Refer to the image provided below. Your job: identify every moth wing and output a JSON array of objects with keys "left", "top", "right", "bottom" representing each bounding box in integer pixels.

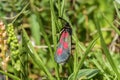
[{"left": 54, "top": 31, "right": 71, "bottom": 63}]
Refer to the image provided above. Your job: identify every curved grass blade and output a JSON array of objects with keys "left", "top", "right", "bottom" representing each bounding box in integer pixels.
[
  {"left": 68, "top": 69, "right": 100, "bottom": 80},
  {"left": 0, "top": 70, "right": 20, "bottom": 80},
  {"left": 72, "top": 36, "right": 99, "bottom": 80}
]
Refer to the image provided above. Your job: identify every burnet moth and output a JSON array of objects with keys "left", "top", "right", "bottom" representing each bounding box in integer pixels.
[{"left": 54, "top": 17, "right": 72, "bottom": 63}]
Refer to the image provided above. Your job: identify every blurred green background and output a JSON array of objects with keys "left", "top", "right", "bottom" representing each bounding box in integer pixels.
[{"left": 0, "top": 0, "right": 120, "bottom": 80}]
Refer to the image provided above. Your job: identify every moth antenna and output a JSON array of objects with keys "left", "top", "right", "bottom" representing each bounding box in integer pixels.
[
  {"left": 58, "top": 17, "right": 70, "bottom": 27},
  {"left": 58, "top": 17, "right": 68, "bottom": 22}
]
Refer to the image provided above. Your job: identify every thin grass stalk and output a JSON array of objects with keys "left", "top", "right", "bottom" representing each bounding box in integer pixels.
[{"left": 50, "top": 0, "right": 60, "bottom": 79}]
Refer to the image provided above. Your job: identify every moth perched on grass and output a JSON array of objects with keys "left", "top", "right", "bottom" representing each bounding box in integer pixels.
[{"left": 54, "top": 18, "right": 72, "bottom": 63}]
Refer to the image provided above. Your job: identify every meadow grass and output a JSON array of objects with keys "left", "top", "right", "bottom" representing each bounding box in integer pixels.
[{"left": 0, "top": 0, "right": 120, "bottom": 80}]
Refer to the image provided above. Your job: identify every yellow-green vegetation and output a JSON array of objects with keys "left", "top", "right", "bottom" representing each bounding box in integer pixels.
[{"left": 0, "top": 0, "right": 120, "bottom": 80}]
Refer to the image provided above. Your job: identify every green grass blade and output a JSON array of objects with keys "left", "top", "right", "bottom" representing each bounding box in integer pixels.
[
  {"left": 72, "top": 36, "right": 99, "bottom": 80},
  {"left": 0, "top": 70, "right": 20, "bottom": 80},
  {"left": 95, "top": 16, "right": 120, "bottom": 80},
  {"left": 38, "top": 17, "right": 59, "bottom": 80},
  {"left": 92, "top": 58, "right": 111, "bottom": 80},
  {"left": 50, "top": 0, "right": 57, "bottom": 48},
  {"left": 114, "top": 1, "right": 120, "bottom": 19},
  {"left": 102, "top": 13, "right": 120, "bottom": 35},
  {"left": 29, "top": 14, "right": 40, "bottom": 45},
  {"left": 69, "top": 69, "right": 100, "bottom": 80},
  {"left": 60, "top": 0, "right": 65, "bottom": 17},
  {"left": 22, "top": 28, "right": 54, "bottom": 80}
]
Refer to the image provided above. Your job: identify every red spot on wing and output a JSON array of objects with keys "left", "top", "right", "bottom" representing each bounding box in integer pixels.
[
  {"left": 63, "top": 42, "right": 68, "bottom": 49},
  {"left": 60, "top": 31, "right": 69, "bottom": 43},
  {"left": 56, "top": 30, "right": 70, "bottom": 56},
  {"left": 57, "top": 48, "right": 63, "bottom": 56},
  {"left": 61, "top": 31, "right": 69, "bottom": 38},
  {"left": 60, "top": 37, "right": 63, "bottom": 43}
]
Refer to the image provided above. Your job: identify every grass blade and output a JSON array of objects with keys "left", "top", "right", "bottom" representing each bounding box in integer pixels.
[
  {"left": 69, "top": 69, "right": 100, "bottom": 80},
  {"left": 29, "top": 14, "right": 40, "bottom": 45},
  {"left": 72, "top": 36, "right": 99, "bottom": 80},
  {"left": 94, "top": 16, "right": 120, "bottom": 80},
  {"left": 22, "top": 28, "right": 54, "bottom": 80},
  {"left": 102, "top": 13, "right": 120, "bottom": 35},
  {"left": 0, "top": 70, "right": 20, "bottom": 80}
]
